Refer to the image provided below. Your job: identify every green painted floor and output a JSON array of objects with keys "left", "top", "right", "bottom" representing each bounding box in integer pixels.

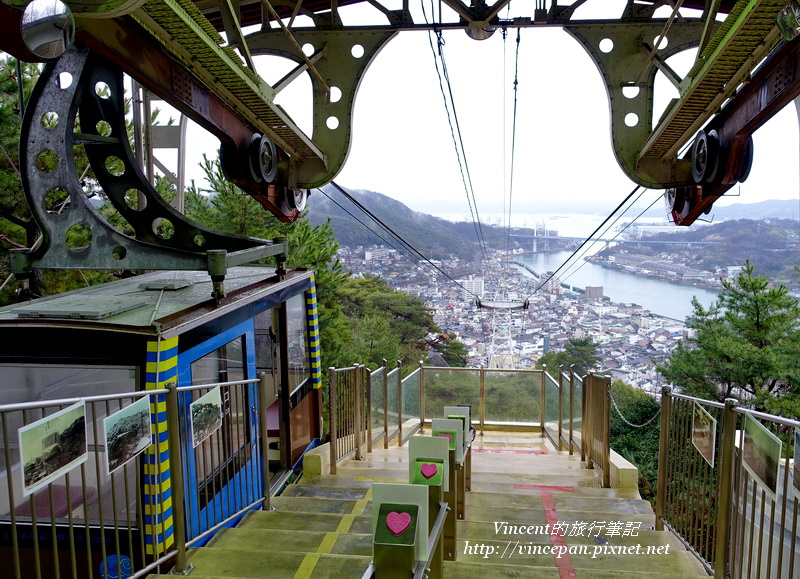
[{"left": 148, "top": 432, "right": 709, "bottom": 578}]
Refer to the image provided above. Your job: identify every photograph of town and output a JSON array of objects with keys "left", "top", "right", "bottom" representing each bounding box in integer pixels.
[
  {"left": 742, "top": 414, "right": 782, "bottom": 498},
  {"left": 19, "top": 401, "right": 87, "bottom": 496},
  {"left": 190, "top": 387, "right": 223, "bottom": 448},
  {"left": 103, "top": 396, "right": 152, "bottom": 475},
  {"left": 692, "top": 402, "right": 717, "bottom": 467}
]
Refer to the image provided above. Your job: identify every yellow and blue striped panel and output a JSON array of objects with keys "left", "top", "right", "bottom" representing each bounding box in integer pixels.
[
  {"left": 305, "top": 275, "right": 322, "bottom": 389},
  {"left": 143, "top": 336, "right": 178, "bottom": 555}
]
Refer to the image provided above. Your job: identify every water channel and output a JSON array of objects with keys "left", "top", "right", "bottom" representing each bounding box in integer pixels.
[{"left": 514, "top": 251, "right": 720, "bottom": 322}]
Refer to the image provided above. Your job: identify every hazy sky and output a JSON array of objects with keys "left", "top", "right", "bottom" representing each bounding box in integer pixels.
[{"left": 181, "top": 1, "right": 800, "bottom": 225}]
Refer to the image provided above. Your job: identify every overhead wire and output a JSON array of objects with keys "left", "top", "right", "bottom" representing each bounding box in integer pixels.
[
  {"left": 555, "top": 187, "right": 650, "bottom": 283},
  {"left": 422, "top": 0, "right": 489, "bottom": 262},
  {"left": 504, "top": 27, "right": 522, "bottom": 268},
  {"left": 558, "top": 191, "right": 667, "bottom": 287},
  {"left": 324, "top": 182, "right": 483, "bottom": 299},
  {"left": 523, "top": 184, "right": 642, "bottom": 300}
]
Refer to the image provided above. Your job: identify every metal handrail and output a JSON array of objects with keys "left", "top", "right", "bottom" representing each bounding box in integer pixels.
[
  {"left": 0, "top": 388, "right": 170, "bottom": 411},
  {"left": 657, "top": 389, "right": 799, "bottom": 578},
  {"left": 413, "top": 501, "right": 449, "bottom": 579}
]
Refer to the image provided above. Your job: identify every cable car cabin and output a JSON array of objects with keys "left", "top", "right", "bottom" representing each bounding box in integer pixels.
[{"left": 0, "top": 266, "right": 322, "bottom": 578}]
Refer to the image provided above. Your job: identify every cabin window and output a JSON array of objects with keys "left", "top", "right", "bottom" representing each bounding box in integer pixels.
[
  {"left": 188, "top": 336, "right": 251, "bottom": 509},
  {"left": 286, "top": 294, "right": 309, "bottom": 394},
  {"left": 0, "top": 365, "right": 138, "bottom": 526}
]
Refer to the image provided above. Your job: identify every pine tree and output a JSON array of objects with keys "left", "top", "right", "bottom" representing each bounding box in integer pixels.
[{"left": 657, "top": 261, "right": 800, "bottom": 418}]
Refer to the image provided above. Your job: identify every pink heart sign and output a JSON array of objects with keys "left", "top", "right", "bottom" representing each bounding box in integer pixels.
[
  {"left": 420, "top": 463, "right": 438, "bottom": 479},
  {"left": 386, "top": 511, "right": 411, "bottom": 536},
  {"left": 438, "top": 433, "right": 452, "bottom": 443}
]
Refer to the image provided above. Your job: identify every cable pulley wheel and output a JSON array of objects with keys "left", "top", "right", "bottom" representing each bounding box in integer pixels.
[
  {"left": 248, "top": 134, "right": 278, "bottom": 183},
  {"left": 664, "top": 187, "right": 690, "bottom": 223},
  {"left": 690, "top": 129, "right": 720, "bottom": 184}
]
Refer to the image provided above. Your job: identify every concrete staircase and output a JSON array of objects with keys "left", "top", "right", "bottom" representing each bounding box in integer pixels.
[{"left": 148, "top": 432, "right": 709, "bottom": 578}]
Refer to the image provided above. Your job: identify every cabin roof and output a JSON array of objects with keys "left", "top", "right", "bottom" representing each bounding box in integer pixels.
[{"left": 0, "top": 267, "right": 313, "bottom": 338}]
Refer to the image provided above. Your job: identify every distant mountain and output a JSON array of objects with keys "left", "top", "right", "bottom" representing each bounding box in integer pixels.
[
  {"left": 707, "top": 199, "right": 800, "bottom": 221},
  {"left": 638, "top": 197, "right": 800, "bottom": 220},
  {"left": 306, "top": 186, "right": 517, "bottom": 260}
]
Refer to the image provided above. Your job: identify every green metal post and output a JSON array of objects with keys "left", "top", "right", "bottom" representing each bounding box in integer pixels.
[
  {"left": 165, "top": 383, "right": 192, "bottom": 575},
  {"left": 443, "top": 449, "right": 457, "bottom": 561},
  {"left": 714, "top": 398, "right": 739, "bottom": 579},
  {"left": 655, "top": 387, "right": 672, "bottom": 531}
]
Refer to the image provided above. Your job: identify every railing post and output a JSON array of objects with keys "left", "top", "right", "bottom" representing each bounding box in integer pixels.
[
  {"left": 257, "top": 372, "right": 272, "bottom": 511},
  {"left": 328, "top": 368, "right": 337, "bottom": 475},
  {"left": 557, "top": 366, "right": 564, "bottom": 451},
  {"left": 382, "top": 359, "right": 389, "bottom": 450},
  {"left": 478, "top": 365, "right": 485, "bottom": 436},
  {"left": 568, "top": 367, "right": 575, "bottom": 456},
  {"left": 397, "top": 361, "right": 403, "bottom": 447},
  {"left": 713, "top": 398, "right": 739, "bottom": 579},
  {"left": 540, "top": 366, "right": 546, "bottom": 438},
  {"left": 584, "top": 374, "right": 592, "bottom": 468},
  {"left": 354, "top": 365, "right": 363, "bottom": 460},
  {"left": 601, "top": 375, "right": 610, "bottom": 488},
  {"left": 165, "top": 382, "right": 192, "bottom": 575},
  {"left": 655, "top": 386, "right": 672, "bottom": 531},
  {"left": 366, "top": 365, "right": 373, "bottom": 454},
  {"left": 419, "top": 360, "right": 425, "bottom": 433}
]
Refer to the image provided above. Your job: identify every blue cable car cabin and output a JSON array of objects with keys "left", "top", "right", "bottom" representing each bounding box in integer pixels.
[{"left": 0, "top": 266, "right": 322, "bottom": 577}]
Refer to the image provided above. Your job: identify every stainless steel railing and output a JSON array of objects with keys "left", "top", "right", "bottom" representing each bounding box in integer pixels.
[
  {"left": 0, "top": 373, "right": 275, "bottom": 579},
  {"left": 655, "top": 389, "right": 799, "bottom": 579},
  {"left": 328, "top": 364, "right": 599, "bottom": 480}
]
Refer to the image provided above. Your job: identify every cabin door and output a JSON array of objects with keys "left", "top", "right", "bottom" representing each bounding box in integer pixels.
[{"left": 178, "top": 320, "right": 262, "bottom": 540}]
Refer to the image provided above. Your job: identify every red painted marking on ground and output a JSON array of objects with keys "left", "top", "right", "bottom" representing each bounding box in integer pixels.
[
  {"left": 514, "top": 484, "right": 575, "bottom": 492},
  {"left": 473, "top": 449, "right": 548, "bottom": 455},
  {"left": 540, "top": 490, "right": 577, "bottom": 579}
]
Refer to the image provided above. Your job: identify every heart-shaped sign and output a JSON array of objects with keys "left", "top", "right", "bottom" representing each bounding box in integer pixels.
[
  {"left": 420, "top": 463, "right": 438, "bottom": 479},
  {"left": 386, "top": 511, "right": 411, "bottom": 536},
  {"left": 438, "top": 433, "right": 452, "bottom": 443}
]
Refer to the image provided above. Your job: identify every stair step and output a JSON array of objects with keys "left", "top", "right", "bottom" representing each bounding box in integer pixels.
[
  {"left": 463, "top": 494, "right": 655, "bottom": 525},
  {"left": 241, "top": 509, "right": 373, "bottom": 534},
  {"left": 181, "top": 547, "right": 370, "bottom": 578},
  {"left": 465, "top": 490, "right": 653, "bottom": 515},
  {"left": 279, "top": 483, "right": 369, "bottom": 501},
  {"left": 464, "top": 481, "right": 642, "bottom": 500},
  {"left": 208, "top": 527, "right": 373, "bottom": 556},
  {"left": 271, "top": 495, "right": 371, "bottom": 515}
]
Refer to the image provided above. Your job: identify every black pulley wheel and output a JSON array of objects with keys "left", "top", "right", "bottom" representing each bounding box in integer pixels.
[
  {"left": 691, "top": 129, "right": 720, "bottom": 184},
  {"left": 248, "top": 134, "right": 278, "bottom": 183}
]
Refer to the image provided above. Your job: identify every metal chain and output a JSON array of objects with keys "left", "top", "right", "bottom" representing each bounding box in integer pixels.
[{"left": 607, "top": 385, "right": 662, "bottom": 428}]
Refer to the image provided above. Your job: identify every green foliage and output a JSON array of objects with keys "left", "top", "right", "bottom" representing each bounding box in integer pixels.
[
  {"left": 430, "top": 333, "right": 469, "bottom": 367},
  {"left": 337, "top": 275, "right": 449, "bottom": 371},
  {"left": 423, "top": 370, "right": 541, "bottom": 422},
  {"left": 535, "top": 337, "right": 601, "bottom": 376},
  {"left": 186, "top": 156, "right": 351, "bottom": 370},
  {"left": 657, "top": 261, "right": 800, "bottom": 418},
  {"left": 608, "top": 379, "right": 661, "bottom": 502}
]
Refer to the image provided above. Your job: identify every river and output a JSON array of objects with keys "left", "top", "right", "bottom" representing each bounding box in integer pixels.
[{"left": 513, "top": 251, "right": 720, "bottom": 322}]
